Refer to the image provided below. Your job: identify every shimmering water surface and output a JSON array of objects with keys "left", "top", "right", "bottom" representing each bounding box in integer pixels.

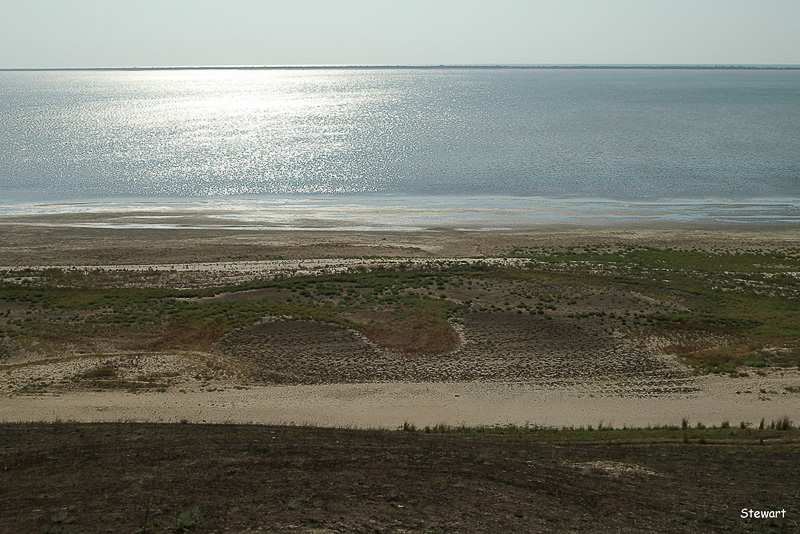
[{"left": 1, "top": 68, "right": 798, "bottom": 227}]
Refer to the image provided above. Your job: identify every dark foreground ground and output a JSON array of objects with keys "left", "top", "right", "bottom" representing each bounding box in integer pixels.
[{"left": 0, "top": 424, "right": 797, "bottom": 533}]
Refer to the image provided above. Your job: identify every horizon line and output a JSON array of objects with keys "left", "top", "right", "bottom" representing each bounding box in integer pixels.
[{"left": 2, "top": 63, "right": 800, "bottom": 72}]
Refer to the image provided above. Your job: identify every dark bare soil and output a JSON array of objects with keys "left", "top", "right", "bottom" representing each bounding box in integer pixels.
[
  {"left": 1, "top": 423, "right": 796, "bottom": 533},
  {"left": 215, "top": 312, "right": 696, "bottom": 394}
]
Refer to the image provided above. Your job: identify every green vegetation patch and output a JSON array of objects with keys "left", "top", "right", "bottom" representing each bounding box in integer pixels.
[
  {"left": 0, "top": 267, "right": 462, "bottom": 357},
  {"left": 2, "top": 248, "right": 799, "bottom": 370},
  {"left": 510, "top": 247, "right": 800, "bottom": 373}
]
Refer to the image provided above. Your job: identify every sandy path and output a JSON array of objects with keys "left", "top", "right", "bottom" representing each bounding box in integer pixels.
[{"left": 2, "top": 371, "right": 798, "bottom": 429}]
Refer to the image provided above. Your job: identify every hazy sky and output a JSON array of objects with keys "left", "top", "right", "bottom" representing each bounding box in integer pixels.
[{"left": 2, "top": 0, "right": 799, "bottom": 68}]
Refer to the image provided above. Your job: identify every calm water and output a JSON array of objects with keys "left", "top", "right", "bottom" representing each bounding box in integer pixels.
[{"left": 1, "top": 68, "right": 798, "bottom": 226}]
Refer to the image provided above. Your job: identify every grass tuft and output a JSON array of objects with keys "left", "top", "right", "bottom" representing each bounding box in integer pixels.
[{"left": 173, "top": 506, "right": 201, "bottom": 532}]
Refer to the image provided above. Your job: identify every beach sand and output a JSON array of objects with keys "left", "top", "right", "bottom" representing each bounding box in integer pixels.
[{"left": 1, "top": 370, "right": 799, "bottom": 430}]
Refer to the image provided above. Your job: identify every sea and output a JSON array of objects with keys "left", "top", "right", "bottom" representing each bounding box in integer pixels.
[{"left": 1, "top": 67, "right": 798, "bottom": 230}]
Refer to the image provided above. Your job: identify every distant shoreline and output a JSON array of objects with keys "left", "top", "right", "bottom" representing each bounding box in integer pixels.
[{"left": 2, "top": 64, "right": 800, "bottom": 72}]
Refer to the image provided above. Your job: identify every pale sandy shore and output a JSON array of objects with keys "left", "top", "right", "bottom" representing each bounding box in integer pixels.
[{"left": 2, "top": 370, "right": 799, "bottom": 429}]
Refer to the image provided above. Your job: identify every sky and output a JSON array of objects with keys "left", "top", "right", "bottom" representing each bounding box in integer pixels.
[{"left": 1, "top": 0, "right": 799, "bottom": 68}]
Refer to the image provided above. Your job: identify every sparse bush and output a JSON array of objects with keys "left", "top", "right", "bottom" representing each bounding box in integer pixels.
[
  {"left": 173, "top": 506, "right": 201, "bottom": 532},
  {"left": 81, "top": 366, "right": 116, "bottom": 379}
]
